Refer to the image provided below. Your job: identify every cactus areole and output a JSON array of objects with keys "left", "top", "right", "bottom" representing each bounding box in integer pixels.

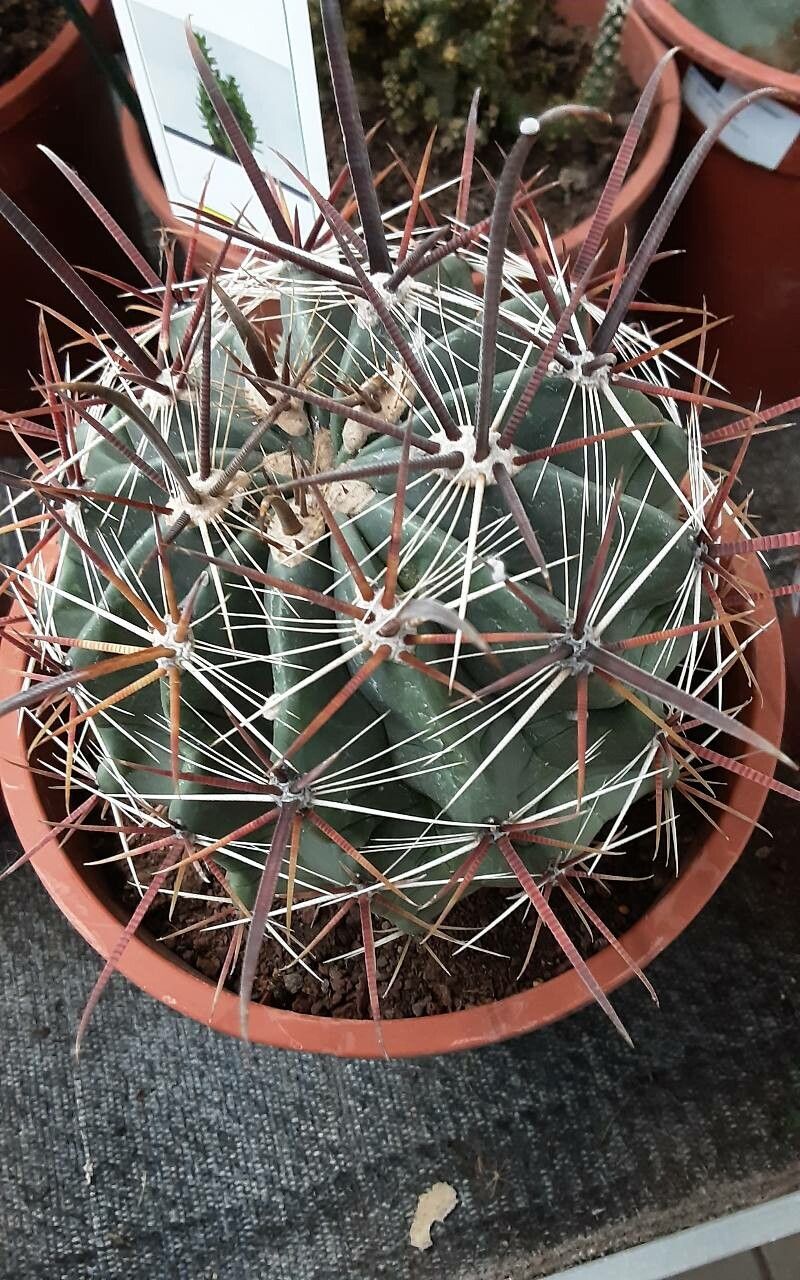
[{"left": 0, "top": 2, "right": 795, "bottom": 1051}]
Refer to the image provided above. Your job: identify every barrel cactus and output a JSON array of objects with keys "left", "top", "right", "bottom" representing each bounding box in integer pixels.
[{"left": 0, "top": 2, "right": 794, "bottom": 1048}]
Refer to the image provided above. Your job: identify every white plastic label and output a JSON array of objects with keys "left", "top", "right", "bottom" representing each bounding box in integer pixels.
[
  {"left": 682, "top": 64, "right": 800, "bottom": 171},
  {"left": 111, "top": 0, "right": 328, "bottom": 238}
]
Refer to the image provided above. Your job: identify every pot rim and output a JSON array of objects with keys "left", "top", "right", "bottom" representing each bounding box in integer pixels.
[
  {"left": 119, "top": 3, "right": 680, "bottom": 271},
  {"left": 0, "top": 547, "right": 783, "bottom": 1058},
  {"left": 635, "top": 0, "right": 800, "bottom": 104},
  {"left": 0, "top": 0, "right": 105, "bottom": 133}
]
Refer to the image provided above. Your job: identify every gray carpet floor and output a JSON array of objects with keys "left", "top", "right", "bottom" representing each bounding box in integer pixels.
[{"left": 2, "top": 785, "right": 799, "bottom": 1280}]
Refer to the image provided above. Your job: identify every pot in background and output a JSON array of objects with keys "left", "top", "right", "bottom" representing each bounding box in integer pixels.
[
  {"left": 0, "top": 0, "right": 141, "bottom": 418},
  {"left": 120, "top": 0, "right": 679, "bottom": 275},
  {"left": 635, "top": 0, "right": 800, "bottom": 406}
]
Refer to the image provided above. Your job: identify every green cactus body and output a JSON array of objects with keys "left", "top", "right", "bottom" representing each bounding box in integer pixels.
[
  {"left": 578, "top": 0, "right": 632, "bottom": 111},
  {"left": 45, "top": 255, "right": 697, "bottom": 930}
]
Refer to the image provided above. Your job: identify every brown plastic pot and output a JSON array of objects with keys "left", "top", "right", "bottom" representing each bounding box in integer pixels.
[
  {"left": 0, "top": 0, "right": 140, "bottom": 417},
  {"left": 0, "top": 547, "right": 783, "bottom": 1058},
  {"left": 119, "top": 0, "right": 679, "bottom": 274},
  {"left": 635, "top": 0, "right": 800, "bottom": 405}
]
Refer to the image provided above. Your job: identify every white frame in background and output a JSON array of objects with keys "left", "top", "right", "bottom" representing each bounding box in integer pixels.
[
  {"left": 111, "top": 0, "right": 328, "bottom": 240},
  {"left": 546, "top": 1191, "right": 800, "bottom": 1280}
]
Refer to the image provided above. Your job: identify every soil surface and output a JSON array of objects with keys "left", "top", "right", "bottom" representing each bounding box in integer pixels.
[
  {"left": 0, "top": 0, "right": 66, "bottom": 85},
  {"left": 113, "top": 799, "right": 707, "bottom": 1021},
  {"left": 315, "top": 10, "right": 647, "bottom": 236}
]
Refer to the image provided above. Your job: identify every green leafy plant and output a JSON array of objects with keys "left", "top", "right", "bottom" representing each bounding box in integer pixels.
[
  {"left": 194, "top": 29, "right": 258, "bottom": 160},
  {"left": 0, "top": 3, "right": 797, "bottom": 1052}
]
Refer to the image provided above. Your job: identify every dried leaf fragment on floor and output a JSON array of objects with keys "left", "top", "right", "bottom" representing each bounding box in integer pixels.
[{"left": 409, "top": 1182, "right": 458, "bottom": 1251}]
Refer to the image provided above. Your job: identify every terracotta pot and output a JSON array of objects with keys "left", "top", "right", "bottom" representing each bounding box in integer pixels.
[
  {"left": 635, "top": 0, "right": 800, "bottom": 405},
  {"left": 0, "top": 548, "right": 783, "bottom": 1058},
  {"left": 0, "top": 0, "right": 141, "bottom": 417},
  {"left": 780, "top": 610, "right": 800, "bottom": 760},
  {"left": 119, "top": 0, "right": 679, "bottom": 274}
]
